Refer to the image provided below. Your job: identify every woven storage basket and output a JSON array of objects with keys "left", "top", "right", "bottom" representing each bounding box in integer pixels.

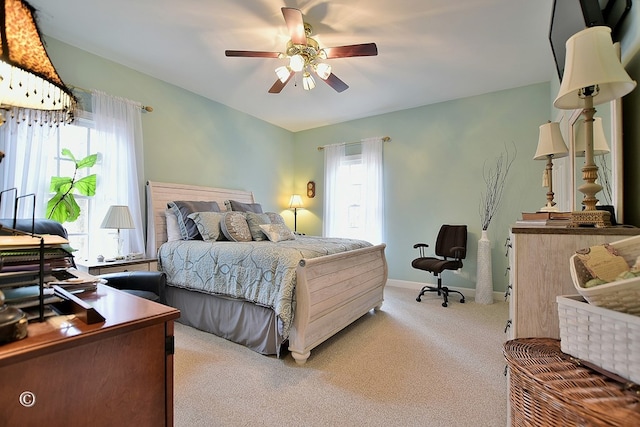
[
  {"left": 504, "top": 338, "right": 640, "bottom": 427},
  {"left": 569, "top": 234, "right": 640, "bottom": 315},
  {"left": 557, "top": 295, "right": 640, "bottom": 384}
]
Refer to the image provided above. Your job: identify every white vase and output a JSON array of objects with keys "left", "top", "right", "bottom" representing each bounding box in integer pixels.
[{"left": 476, "top": 229, "right": 494, "bottom": 304}]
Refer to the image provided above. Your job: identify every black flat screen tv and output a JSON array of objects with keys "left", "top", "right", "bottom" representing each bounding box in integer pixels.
[
  {"left": 549, "top": 0, "right": 632, "bottom": 81},
  {"left": 549, "top": 0, "right": 606, "bottom": 81}
]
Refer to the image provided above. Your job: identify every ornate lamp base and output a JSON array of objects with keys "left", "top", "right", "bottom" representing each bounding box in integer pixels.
[{"left": 569, "top": 209, "right": 611, "bottom": 228}]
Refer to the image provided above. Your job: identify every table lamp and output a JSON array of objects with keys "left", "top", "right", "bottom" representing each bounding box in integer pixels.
[
  {"left": 101, "top": 205, "right": 135, "bottom": 258},
  {"left": 534, "top": 122, "right": 568, "bottom": 212},
  {"left": 289, "top": 194, "right": 304, "bottom": 233},
  {"left": 574, "top": 117, "right": 610, "bottom": 157},
  {"left": 553, "top": 26, "right": 636, "bottom": 227}
]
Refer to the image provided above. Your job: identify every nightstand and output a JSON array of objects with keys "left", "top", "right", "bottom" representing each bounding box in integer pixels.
[{"left": 75, "top": 257, "right": 158, "bottom": 275}]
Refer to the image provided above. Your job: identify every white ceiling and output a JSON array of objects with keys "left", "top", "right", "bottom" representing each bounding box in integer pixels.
[{"left": 28, "top": 0, "right": 556, "bottom": 132}]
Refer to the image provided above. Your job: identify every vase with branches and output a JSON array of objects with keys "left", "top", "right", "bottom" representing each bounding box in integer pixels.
[
  {"left": 479, "top": 143, "right": 517, "bottom": 231},
  {"left": 476, "top": 143, "right": 516, "bottom": 304}
]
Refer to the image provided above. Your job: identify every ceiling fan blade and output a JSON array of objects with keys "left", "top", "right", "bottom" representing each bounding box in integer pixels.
[
  {"left": 282, "top": 7, "right": 306, "bottom": 45},
  {"left": 225, "top": 50, "right": 281, "bottom": 58},
  {"left": 323, "top": 43, "right": 378, "bottom": 59},
  {"left": 322, "top": 73, "right": 349, "bottom": 93},
  {"left": 268, "top": 71, "right": 295, "bottom": 94}
]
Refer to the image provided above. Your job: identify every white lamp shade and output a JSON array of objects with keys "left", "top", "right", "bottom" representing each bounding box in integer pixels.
[
  {"left": 315, "top": 62, "right": 332, "bottom": 80},
  {"left": 100, "top": 205, "right": 135, "bottom": 229},
  {"left": 289, "top": 194, "right": 304, "bottom": 209},
  {"left": 302, "top": 73, "right": 315, "bottom": 90},
  {"left": 275, "top": 66, "right": 291, "bottom": 83},
  {"left": 534, "top": 122, "right": 569, "bottom": 160},
  {"left": 554, "top": 26, "right": 636, "bottom": 110},
  {"left": 574, "top": 117, "right": 610, "bottom": 156},
  {"left": 289, "top": 54, "right": 305, "bottom": 72}
]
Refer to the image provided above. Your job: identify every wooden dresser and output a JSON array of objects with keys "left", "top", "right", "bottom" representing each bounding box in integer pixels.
[
  {"left": 0, "top": 284, "right": 180, "bottom": 426},
  {"left": 506, "top": 226, "right": 640, "bottom": 340}
]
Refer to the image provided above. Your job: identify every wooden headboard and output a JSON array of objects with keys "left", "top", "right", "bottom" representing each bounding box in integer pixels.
[{"left": 145, "top": 181, "right": 255, "bottom": 255}]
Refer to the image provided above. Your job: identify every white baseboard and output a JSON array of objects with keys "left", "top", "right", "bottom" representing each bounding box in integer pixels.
[{"left": 386, "top": 278, "right": 503, "bottom": 303}]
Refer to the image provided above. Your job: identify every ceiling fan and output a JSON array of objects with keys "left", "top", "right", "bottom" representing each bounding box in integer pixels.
[{"left": 225, "top": 7, "right": 378, "bottom": 94}]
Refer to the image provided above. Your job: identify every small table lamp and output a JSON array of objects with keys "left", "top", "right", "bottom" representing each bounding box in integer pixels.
[
  {"left": 553, "top": 26, "right": 636, "bottom": 227},
  {"left": 534, "top": 122, "right": 568, "bottom": 212},
  {"left": 101, "top": 205, "right": 135, "bottom": 258},
  {"left": 574, "top": 117, "right": 610, "bottom": 157},
  {"left": 289, "top": 194, "right": 304, "bottom": 233}
]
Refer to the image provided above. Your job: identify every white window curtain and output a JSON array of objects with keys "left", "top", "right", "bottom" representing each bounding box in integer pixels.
[
  {"left": 322, "top": 143, "right": 346, "bottom": 238},
  {"left": 90, "top": 90, "right": 145, "bottom": 258},
  {"left": 323, "top": 137, "right": 384, "bottom": 244},
  {"left": 361, "top": 137, "right": 384, "bottom": 244},
  {"left": 0, "top": 113, "right": 56, "bottom": 218}
]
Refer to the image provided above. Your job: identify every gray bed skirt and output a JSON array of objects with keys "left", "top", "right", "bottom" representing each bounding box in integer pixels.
[{"left": 166, "top": 286, "right": 285, "bottom": 356}]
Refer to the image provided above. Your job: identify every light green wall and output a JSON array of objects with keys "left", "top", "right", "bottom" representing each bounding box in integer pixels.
[
  {"left": 44, "top": 38, "right": 295, "bottom": 215},
  {"left": 293, "top": 83, "right": 551, "bottom": 290},
  {"left": 44, "top": 37, "right": 553, "bottom": 293}
]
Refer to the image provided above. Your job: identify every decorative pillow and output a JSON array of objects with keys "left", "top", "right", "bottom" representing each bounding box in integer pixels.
[
  {"left": 220, "top": 212, "right": 252, "bottom": 242},
  {"left": 265, "top": 212, "right": 286, "bottom": 225},
  {"left": 187, "top": 211, "right": 226, "bottom": 241},
  {"left": 245, "top": 212, "right": 271, "bottom": 241},
  {"left": 165, "top": 209, "right": 181, "bottom": 242},
  {"left": 224, "top": 199, "right": 263, "bottom": 213},
  {"left": 259, "top": 223, "right": 296, "bottom": 242},
  {"left": 168, "top": 201, "right": 221, "bottom": 240}
]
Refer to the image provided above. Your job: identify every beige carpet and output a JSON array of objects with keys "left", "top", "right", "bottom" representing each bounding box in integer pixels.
[{"left": 173, "top": 286, "right": 509, "bottom": 426}]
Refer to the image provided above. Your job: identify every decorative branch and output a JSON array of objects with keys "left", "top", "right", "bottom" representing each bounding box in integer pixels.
[
  {"left": 479, "top": 142, "right": 517, "bottom": 231},
  {"left": 595, "top": 155, "right": 612, "bottom": 206}
]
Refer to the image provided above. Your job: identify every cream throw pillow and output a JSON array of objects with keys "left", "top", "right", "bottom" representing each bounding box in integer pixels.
[
  {"left": 165, "top": 209, "right": 181, "bottom": 241},
  {"left": 187, "top": 211, "right": 226, "bottom": 241},
  {"left": 220, "top": 212, "right": 252, "bottom": 242},
  {"left": 259, "top": 223, "right": 295, "bottom": 242}
]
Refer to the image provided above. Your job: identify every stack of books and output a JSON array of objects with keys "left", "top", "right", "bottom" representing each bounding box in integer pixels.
[{"left": 515, "top": 211, "right": 572, "bottom": 227}]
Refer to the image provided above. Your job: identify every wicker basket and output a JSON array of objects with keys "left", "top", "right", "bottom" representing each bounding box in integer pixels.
[
  {"left": 569, "top": 235, "right": 640, "bottom": 315},
  {"left": 504, "top": 338, "right": 640, "bottom": 426},
  {"left": 557, "top": 295, "right": 640, "bottom": 385}
]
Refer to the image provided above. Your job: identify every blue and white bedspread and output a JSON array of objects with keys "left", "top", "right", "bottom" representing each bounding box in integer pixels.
[{"left": 157, "top": 235, "right": 371, "bottom": 338}]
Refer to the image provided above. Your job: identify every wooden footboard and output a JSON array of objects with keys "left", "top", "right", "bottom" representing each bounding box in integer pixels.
[{"left": 289, "top": 243, "right": 388, "bottom": 364}]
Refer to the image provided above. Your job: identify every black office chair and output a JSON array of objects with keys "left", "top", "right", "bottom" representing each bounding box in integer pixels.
[{"left": 412, "top": 224, "right": 467, "bottom": 307}]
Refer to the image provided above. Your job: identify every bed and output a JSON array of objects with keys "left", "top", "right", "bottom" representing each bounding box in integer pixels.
[{"left": 146, "top": 181, "right": 388, "bottom": 364}]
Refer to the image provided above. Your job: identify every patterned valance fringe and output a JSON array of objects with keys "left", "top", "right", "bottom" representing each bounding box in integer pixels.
[{"left": 1, "top": 105, "right": 75, "bottom": 127}]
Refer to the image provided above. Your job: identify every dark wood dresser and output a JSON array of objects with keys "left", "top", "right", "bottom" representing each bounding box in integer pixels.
[{"left": 0, "top": 284, "right": 180, "bottom": 426}]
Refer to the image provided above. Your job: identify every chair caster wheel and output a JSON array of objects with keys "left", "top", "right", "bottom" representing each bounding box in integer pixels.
[
  {"left": 416, "top": 297, "right": 422, "bottom": 302},
  {"left": 442, "top": 302, "right": 448, "bottom": 307},
  {"left": 460, "top": 298, "right": 465, "bottom": 303}
]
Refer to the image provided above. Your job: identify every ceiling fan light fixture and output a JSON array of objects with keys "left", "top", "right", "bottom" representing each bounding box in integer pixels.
[
  {"left": 302, "top": 72, "right": 315, "bottom": 90},
  {"left": 315, "top": 62, "right": 332, "bottom": 80},
  {"left": 289, "top": 54, "right": 305, "bottom": 72},
  {"left": 275, "top": 66, "right": 291, "bottom": 83}
]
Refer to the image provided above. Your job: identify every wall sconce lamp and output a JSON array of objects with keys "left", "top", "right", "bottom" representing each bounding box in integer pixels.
[
  {"left": 101, "top": 205, "right": 135, "bottom": 258},
  {"left": 534, "top": 121, "right": 568, "bottom": 212},
  {"left": 307, "top": 181, "right": 315, "bottom": 198},
  {"left": 554, "top": 26, "right": 636, "bottom": 227},
  {"left": 0, "top": 0, "right": 76, "bottom": 126},
  {"left": 289, "top": 194, "right": 304, "bottom": 233}
]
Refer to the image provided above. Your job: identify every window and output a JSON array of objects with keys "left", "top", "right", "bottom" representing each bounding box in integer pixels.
[
  {"left": 323, "top": 137, "right": 384, "bottom": 244},
  {"left": 46, "top": 117, "right": 102, "bottom": 260},
  {"left": 342, "top": 155, "right": 364, "bottom": 234},
  {"left": 2, "top": 91, "right": 147, "bottom": 260}
]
